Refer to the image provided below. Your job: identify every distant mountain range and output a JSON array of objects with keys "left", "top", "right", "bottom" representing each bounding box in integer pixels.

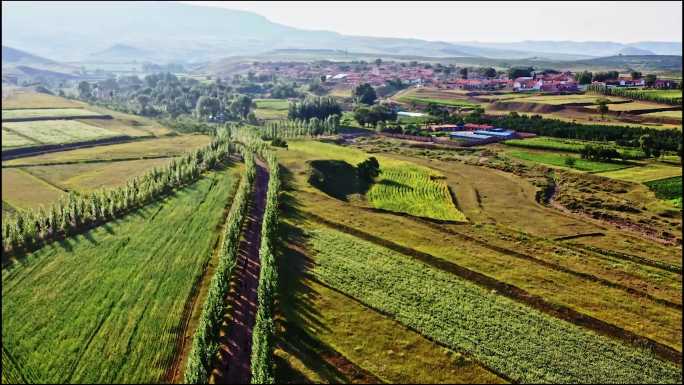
[{"left": 3, "top": 2, "right": 681, "bottom": 65}]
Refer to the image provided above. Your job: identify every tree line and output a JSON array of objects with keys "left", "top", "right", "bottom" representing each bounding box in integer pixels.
[
  {"left": 586, "top": 84, "right": 682, "bottom": 106},
  {"left": 184, "top": 152, "right": 256, "bottom": 384},
  {"left": 481, "top": 113, "right": 682, "bottom": 153},
  {"left": 2, "top": 133, "right": 239, "bottom": 255},
  {"left": 250, "top": 151, "right": 281, "bottom": 384},
  {"left": 287, "top": 96, "right": 341, "bottom": 121},
  {"left": 262, "top": 116, "right": 340, "bottom": 139}
]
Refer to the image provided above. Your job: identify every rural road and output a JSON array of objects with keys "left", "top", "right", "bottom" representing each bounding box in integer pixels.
[{"left": 213, "top": 160, "right": 269, "bottom": 384}]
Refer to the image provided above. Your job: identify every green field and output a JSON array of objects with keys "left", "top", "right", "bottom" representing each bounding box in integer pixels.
[
  {"left": 254, "top": 98, "right": 290, "bottom": 120},
  {"left": 1, "top": 128, "right": 38, "bottom": 148},
  {"left": 596, "top": 162, "right": 682, "bottom": 183},
  {"left": 586, "top": 101, "right": 673, "bottom": 112},
  {"left": 2, "top": 167, "right": 241, "bottom": 383},
  {"left": 397, "top": 95, "right": 479, "bottom": 107},
  {"left": 645, "top": 176, "right": 682, "bottom": 207},
  {"left": 512, "top": 94, "right": 627, "bottom": 105},
  {"left": 503, "top": 136, "right": 644, "bottom": 158},
  {"left": 2, "top": 120, "right": 122, "bottom": 148},
  {"left": 1, "top": 108, "right": 106, "bottom": 120},
  {"left": 309, "top": 227, "right": 682, "bottom": 383},
  {"left": 367, "top": 166, "right": 466, "bottom": 221},
  {"left": 638, "top": 89, "right": 683, "bottom": 100},
  {"left": 507, "top": 150, "right": 631, "bottom": 172}
]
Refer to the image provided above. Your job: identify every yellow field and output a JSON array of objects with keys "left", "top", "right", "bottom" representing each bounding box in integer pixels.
[
  {"left": 3, "top": 135, "right": 211, "bottom": 165},
  {"left": 1, "top": 168, "right": 66, "bottom": 210},
  {"left": 586, "top": 101, "right": 674, "bottom": 112},
  {"left": 1, "top": 89, "right": 83, "bottom": 109},
  {"left": 596, "top": 161, "right": 683, "bottom": 183},
  {"left": 513, "top": 94, "right": 628, "bottom": 105}
]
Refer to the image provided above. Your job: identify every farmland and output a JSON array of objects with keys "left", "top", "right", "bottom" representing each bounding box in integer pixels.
[
  {"left": 510, "top": 94, "right": 628, "bottom": 105},
  {"left": 502, "top": 136, "right": 644, "bottom": 158},
  {"left": 506, "top": 149, "right": 631, "bottom": 172},
  {"left": 2, "top": 166, "right": 241, "bottom": 383},
  {"left": 645, "top": 176, "right": 682, "bottom": 207},
  {"left": 1, "top": 168, "right": 66, "bottom": 210},
  {"left": 2, "top": 120, "right": 121, "bottom": 147},
  {"left": 1, "top": 108, "right": 107, "bottom": 120},
  {"left": 254, "top": 98, "right": 290, "bottom": 121},
  {"left": 585, "top": 101, "right": 676, "bottom": 112},
  {"left": 596, "top": 161, "right": 682, "bottom": 183},
  {"left": 309, "top": 227, "right": 682, "bottom": 383},
  {"left": 367, "top": 166, "right": 466, "bottom": 221}
]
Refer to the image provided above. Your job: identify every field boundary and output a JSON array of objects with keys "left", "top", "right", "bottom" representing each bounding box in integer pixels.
[
  {"left": 307, "top": 212, "right": 683, "bottom": 363},
  {"left": 2, "top": 155, "right": 179, "bottom": 169},
  {"left": 2, "top": 114, "right": 112, "bottom": 123},
  {"left": 1, "top": 136, "right": 135, "bottom": 160}
]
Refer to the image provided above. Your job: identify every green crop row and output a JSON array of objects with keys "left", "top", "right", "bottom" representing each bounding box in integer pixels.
[
  {"left": 250, "top": 152, "right": 281, "bottom": 384},
  {"left": 503, "top": 137, "right": 644, "bottom": 159},
  {"left": 309, "top": 227, "right": 682, "bottom": 383},
  {"left": 183, "top": 151, "right": 256, "bottom": 384}
]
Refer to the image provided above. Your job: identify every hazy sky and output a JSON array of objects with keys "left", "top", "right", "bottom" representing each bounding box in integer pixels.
[{"left": 182, "top": 1, "right": 682, "bottom": 43}]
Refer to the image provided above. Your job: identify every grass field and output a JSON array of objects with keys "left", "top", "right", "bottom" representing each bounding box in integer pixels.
[
  {"left": 3, "top": 135, "right": 211, "bottom": 165},
  {"left": 637, "top": 89, "right": 683, "bottom": 100},
  {"left": 309, "top": 227, "right": 682, "bottom": 383},
  {"left": 397, "top": 95, "right": 479, "bottom": 107},
  {"left": 512, "top": 94, "right": 627, "bottom": 105},
  {"left": 1, "top": 128, "right": 38, "bottom": 148},
  {"left": 367, "top": 166, "right": 466, "bottom": 221},
  {"left": 1, "top": 90, "right": 83, "bottom": 109},
  {"left": 22, "top": 158, "right": 176, "bottom": 193},
  {"left": 586, "top": 101, "right": 674, "bottom": 112},
  {"left": 254, "top": 98, "right": 290, "bottom": 121},
  {"left": 506, "top": 150, "right": 631, "bottom": 172},
  {"left": 595, "top": 162, "right": 682, "bottom": 183},
  {"left": 1, "top": 108, "right": 106, "bottom": 120},
  {"left": 641, "top": 110, "right": 683, "bottom": 120},
  {"left": 2, "top": 120, "right": 122, "bottom": 147},
  {"left": 645, "top": 176, "right": 682, "bottom": 207},
  {"left": 1, "top": 168, "right": 66, "bottom": 210},
  {"left": 503, "top": 136, "right": 644, "bottom": 158},
  {"left": 2, "top": 166, "right": 241, "bottom": 383}
]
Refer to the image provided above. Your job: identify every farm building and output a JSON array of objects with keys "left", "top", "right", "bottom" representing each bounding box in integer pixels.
[
  {"left": 398, "top": 111, "right": 426, "bottom": 117},
  {"left": 428, "top": 124, "right": 460, "bottom": 132},
  {"left": 473, "top": 128, "right": 516, "bottom": 138},
  {"left": 449, "top": 131, "right": 492, "bottom": 141}
]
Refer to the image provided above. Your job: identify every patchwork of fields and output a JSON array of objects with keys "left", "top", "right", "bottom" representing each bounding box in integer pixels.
[
  {"left": 2, "top": 167, "right": 241, "bottom": 383},
  {"left": 1, "top": 108, "right": 107, "bottom": 120},
  {"left": 2, "top": 120, "right": 121, "bottom": 148}
]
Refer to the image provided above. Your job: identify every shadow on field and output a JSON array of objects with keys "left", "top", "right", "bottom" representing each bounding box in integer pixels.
[{"left": 274, "top": 166, "right": 374, "bottom": 384}]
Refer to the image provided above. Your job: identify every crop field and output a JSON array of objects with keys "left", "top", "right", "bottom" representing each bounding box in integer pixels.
[
  {"left": 1, "top": 108, "right": 107, "bottom": 120},
  {"left": 1, "top": 128, "right": 38, "bottom": 148},
  {"left": 2, "top": 120, "right": 122, "bottom": 146},
  {"left": 367, "top": 166, "right": 466, "bottom": 221},
  {"left": 308, "top": 227, "right": 682, "bottom": 383},
  {"left": 396, "top": 95, "right": 479, "bottom": 107},
  {"left": 645, "top": 176, "right": 682, "bottom": 207},
  {"left": 254, "top": 98, "right": 290, "bottom": 120},
  {"left": 641, "top": 110, "right": 683, "bottom": 120},
  {"left": 1, "top": 90, "right": 83, "bottom": 109},
  {"left": 634, "top": 89, "right": 682, "bottom": 100},
  {"left": 502, "top": 136, "right": 644, "bottom": 157},
  {"left": 1, "top": 167, "right": 241, "bottom": 383},
  {"left": 3, "top": 135, "right": 211, "bottom": 165},
  {"left": 511, "top": 94, "right": 628, "bottom": 105},
  {"left": 21, "top": 158, "right": 176, "bottom": 193},
  {"left": 506, "top": 150, "right": 631, "bottom": 172},
  {"left": 1, "top": 168, "right": 66, "bottom": 210},
  {"left": 586, "top": 101, "right": 674, "bottom": 112},
  {"left": 595, "top": 162, "right": 682, "bottom": 183}
]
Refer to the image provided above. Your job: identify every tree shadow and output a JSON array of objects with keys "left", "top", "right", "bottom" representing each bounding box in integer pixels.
[{"left": 306, "top": 159, "right": 368, "bottom": 201}]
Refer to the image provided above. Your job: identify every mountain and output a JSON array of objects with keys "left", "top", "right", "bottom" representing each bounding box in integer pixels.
[
  {"left": 617, "top": 46, "right": 655, "bottom": 56},
  {"left": 3, "top": 2, "right": 681, "bottom": 64},
  {"left": 455, "top": 40, "right": 681, "bottom": 57},
  {"left": 90, "top": 44, "right": 155, "bottom": 62},
  {"left": 2, "top": 45, "right": 57, "bottom": 65}
]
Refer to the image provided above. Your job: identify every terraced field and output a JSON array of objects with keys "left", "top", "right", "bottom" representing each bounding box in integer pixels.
[
  {"left": 2, "top": 166, "right": 241, "bottom": 383},
  {"left": 506, "top": 150, "right": 631, "bottom": 172},
  {"left": 2, "top": 120, "right": 122, "bottom": 148},
  {"left": 1, "top": 108, "right": 107, "bottom": 120},
  {"left": 1, "top": 168, "right": 66, "bottom": 210},
  {"left": 586, "top": 101, "right": 675, "bottom": 112},
  {"left": 596, "top": 161, "right": 682, "bottom": 182},
  {"left": 512, "top": 94, "right": 628, "bottom": 105}
]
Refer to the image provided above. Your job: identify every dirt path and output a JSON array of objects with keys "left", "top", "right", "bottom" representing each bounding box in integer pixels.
[{"left": 212, "top": 161, "right": 269, "bottom": 384}]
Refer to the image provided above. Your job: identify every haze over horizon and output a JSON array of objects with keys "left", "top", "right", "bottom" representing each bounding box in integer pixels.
[{"left": 182, "top": 1, "right": 683, "bottom": 44}]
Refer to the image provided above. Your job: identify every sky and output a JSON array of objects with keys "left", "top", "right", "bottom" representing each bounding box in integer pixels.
[{"left": 181, "top": 1, "right": 682, "bottom": 43}]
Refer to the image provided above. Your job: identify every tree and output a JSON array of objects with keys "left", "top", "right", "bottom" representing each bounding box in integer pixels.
[
  {"left": 482, "top": 67, "right": 497, "bottom": 78},
  {"left": 596, "top": 98, "right": 609, "bottom": 118},
  {"left": 78, "top": 81, "right": 92, "bottom": 99},
  {"left": 577, "top": 71, "right": 593, "bottom": 85},
  {"left": 357, "top": 157, "right": 380, "bottom": 183},
  {"left": 375, "top": 58, "right": 382, "bottom": 66},
  {"left": 507, "top": 67, "right": 534, "bottom": 79},
  {"left": 645, "top": 74, "right": 657, "bottom": 88},
  {"left": 630, "top": 71, "right": 642, "bottom": 80},
  {"left": 459, "top": 67, "right": 468, "bottom": 79},
  {"left": 195, "top": 95, "right": 220, "bottom": 119},
  {"left": 352, "top": 83, "right": 377, "bottom": 105},
  {"left": 640, "top": 134, "right": 654, "bottom": 157},
  {"left": 229, "top": 94, "right": 253, "bottom": 119}
]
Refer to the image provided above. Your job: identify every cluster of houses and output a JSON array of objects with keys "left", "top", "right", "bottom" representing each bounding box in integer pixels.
[{"left": 512, "top": 72, "right": 579, "bottom": 92}]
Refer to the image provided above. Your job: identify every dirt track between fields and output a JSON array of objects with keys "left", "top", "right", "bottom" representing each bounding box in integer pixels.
[{"left": 212, "top": 161, "right": 269, "bottom": 384}]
